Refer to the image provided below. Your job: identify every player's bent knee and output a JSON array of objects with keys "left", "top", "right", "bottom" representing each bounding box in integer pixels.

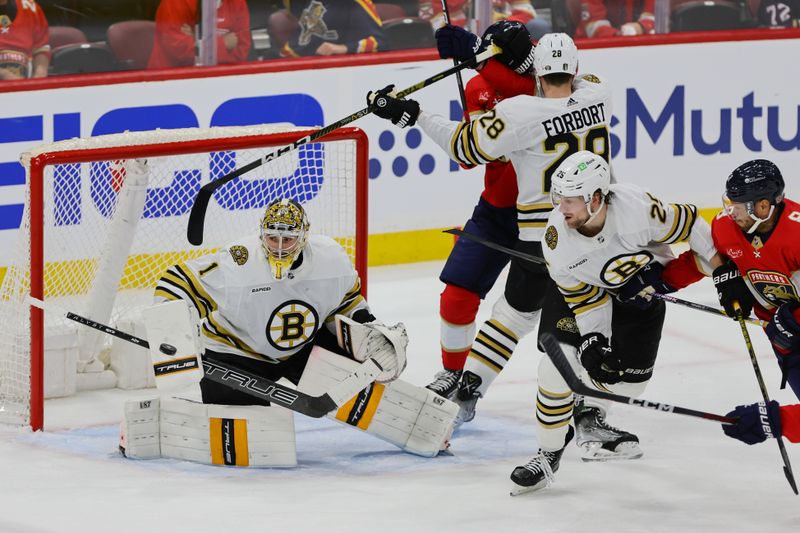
[
  {"left": 490, "top": 295, "right": 541, "bottom": 338},
  {"left": 120, "top": 396, "right": 297, "bottom": 467},
  {"left": 440, "top": 284, "right": 481, "bottom": 325},
  {"left": 298, "top": 346, "right": 459, "bottom": 457}
]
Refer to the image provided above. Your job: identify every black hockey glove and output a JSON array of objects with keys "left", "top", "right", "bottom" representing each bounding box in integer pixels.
[
  {"left": 577, "top": 332, "right": 623, "bottom": 384},
  {"left": 766, "top": 301, "right": 800, "bottom": 356},
  {"left": 617, "top": 262, "right": 676, "bottom": 309},
  {"left": 367, "top": 85, "right": 420, "bottom": 128},
  {"left": 482, "top": 20, "right": 535, "bottom": 74},
  {"left": 435, "top": 24, "right": 482, "bottom": 66},
  {"left": 722, "top": 400, "right": 782, "bottom": 445},
  {"left": 712, "top": 262, "right": 754, "bottom": 318}
]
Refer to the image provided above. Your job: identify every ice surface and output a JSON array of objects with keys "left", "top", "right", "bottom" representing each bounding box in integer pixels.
[{"left": 1, "top": 261, "right": 797, "bottom": 533}]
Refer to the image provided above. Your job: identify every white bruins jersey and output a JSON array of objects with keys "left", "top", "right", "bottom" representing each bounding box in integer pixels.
[
  {"left": 417, "top": 74, "right": 612, "bottom": 240},
  {"left": 155, "top": 234, "right": 367, "bottom": 362},
  {"left": 543, "top": 183, "right": 717, "bottom": 338}
]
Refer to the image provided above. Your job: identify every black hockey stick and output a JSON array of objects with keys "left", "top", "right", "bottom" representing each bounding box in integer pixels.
[
  {"left": 186, "top": 46, "right": 501, "bottom": 246},
  {"left": 445, "top": 228, "right": 767, "bottom": 327},
  {"left": 733, "top": 303, "right": 798, "bottom": 495},
  {"left": 539, "top": 332, "right": 736, "bottom": 424},
  {"left": 439, "top": 0, "right": 470, "bottom": 122},
  {"left": 28, "top": 297, "right": 382, "bottom": 418}
]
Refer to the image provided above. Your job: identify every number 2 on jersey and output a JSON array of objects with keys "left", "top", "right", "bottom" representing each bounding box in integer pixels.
[{"left": 541, "top": 125, "right": 610, "bottom": 193}]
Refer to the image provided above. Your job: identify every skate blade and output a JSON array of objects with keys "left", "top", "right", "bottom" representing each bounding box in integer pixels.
[
  {"left": 509, "top": 479, "right": 551, "bottom": 496},
  {"left": 579, "top": 441, "right": 643, "bottom": 462}
]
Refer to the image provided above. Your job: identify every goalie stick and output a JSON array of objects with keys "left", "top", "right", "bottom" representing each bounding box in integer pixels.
[
  {"left": 27, "top": 297, "right": 383, "bottom": 418},
  {"left": 186, "top": 45, "right": 502, "bottom": 246},
  {"left": 732, "top": 303, "right": 798, "bottom": 495},
  {"left": 444, "top": 228, "right": 768, "bottom": 327},
  {"left": 539, "top": 332, "right": 735, "bottom": 424}
]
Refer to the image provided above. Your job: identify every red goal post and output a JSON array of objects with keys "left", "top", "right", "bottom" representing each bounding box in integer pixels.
[{"left": 0, "top": 125, "right": 368, "bottom": 431}]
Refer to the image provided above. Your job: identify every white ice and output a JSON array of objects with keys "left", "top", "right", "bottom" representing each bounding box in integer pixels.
[{"left": 1, "top": 261, "right": 798, "bottom": 533}]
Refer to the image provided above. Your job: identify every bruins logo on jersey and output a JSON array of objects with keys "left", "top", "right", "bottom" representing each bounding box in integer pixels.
[
  {"left": 581, "top": 74, "right": 601, "bottom": 84},
  {"left": 545, "top": 226, "right": 559, "bottom": 250},
  {"left": 267, "top": 300, "right": 319, "bottom": 351},
  {"left": 600, "top": 252, "right": 653, "bottom": 287},
  {"left": 747, "top": 270, "right": 799, "bottom": 308},
  {"left": 556, "top": 317, "right": 578, "bottom": 334},
  {"left": 229, "top": 245, "right": 249, "bottom": 266}
]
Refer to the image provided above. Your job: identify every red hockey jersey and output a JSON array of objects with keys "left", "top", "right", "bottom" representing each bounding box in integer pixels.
[
  {"left": 782, "top": 404, "right": 800, "bottom": 443},
  {"left": 0, "top": 0, "right": 49, "bottom": 78},
  {"left": 712, "top": 199, "right": 800, "bottom": 322}
]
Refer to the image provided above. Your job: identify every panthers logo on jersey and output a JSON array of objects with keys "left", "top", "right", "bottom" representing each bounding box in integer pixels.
[
  {"left": 600, "top": 252, "right": 653, "bottom": 287},
  {"left": 267, "top": 300, "right": 319, "bottom": 351},
  {"left": 747, "top": 270, "right": 799, "bottom": 308}
]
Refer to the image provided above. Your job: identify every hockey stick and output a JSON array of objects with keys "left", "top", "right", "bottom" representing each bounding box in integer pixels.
[
  {"left": 733, "top": 302, "right": 798, "bottom": 495},
  {"left": 439, "top": 0, "right": 470, "bottom": 122},
  {"left": 27, "top": 297, "right": 383, "bottom": 418},
  {"left": 539, "top": 332, "right": 736, "bottom": 424},
  {"left": 186, "top": 46, "right": 501, "bottom": 246},
  {"left": 444, "top": 228, "right": 767, "bottom": 327}
]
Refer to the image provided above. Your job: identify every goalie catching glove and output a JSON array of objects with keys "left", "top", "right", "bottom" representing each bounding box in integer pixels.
[
  {"left": 334, "top": 314, "right": 408, "bottom": 383},
  {"left": 368, "top": 85, "right": 420, "bottom": 128}
]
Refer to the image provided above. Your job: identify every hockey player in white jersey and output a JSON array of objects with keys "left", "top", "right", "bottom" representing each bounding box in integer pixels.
[
  {"left": 120, "top": 198, "right": 459, "bottom": 466},
  {"left": 369, "top": 31, "right": 642, "bottom": 460},
  {"left": 509, "top": 151, "right": 722, "bottom": 494}
]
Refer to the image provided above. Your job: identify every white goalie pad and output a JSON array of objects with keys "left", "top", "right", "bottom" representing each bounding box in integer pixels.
[
  {"left": 120, "top": 396, "right": 297, "bottom": 467},
  {"left": 298, "top": 346, "right": 459, "bottom": 457},
  {"left": 334, "top": 315, "right": 408, "bottom": 383},
  {"left": 143, "top": 300, "right": 203, "bottom": 392}
]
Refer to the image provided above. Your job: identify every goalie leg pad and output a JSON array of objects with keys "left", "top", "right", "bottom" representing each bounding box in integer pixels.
[
  {"left": 143, "top": 300, "right": 203, "bottom": 392},
  {"left": 120, "top": 396, "right": 297, "bottom": 467},
  {"left": 298, "top": 346, "right": 459, "bottom": 457}
]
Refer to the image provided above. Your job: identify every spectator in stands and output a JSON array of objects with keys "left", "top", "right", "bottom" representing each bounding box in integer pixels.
[
  {"left": 419, "top": 1, "right": 550, "bottom": 39},
  {"left": 753, "top": 0, "right": 800, "bottom": 27},
  {"left": 280, "top": 0, "right": 387, "bottom": 56},
  {"left": 576, "top": 0, "right": 655, "bottom": 38},
  {"left": 148, "top": 0, "right": 251, "bottom": 69},
  {"left": 0, "top": 0, "right": 49, "bottom": 79}
]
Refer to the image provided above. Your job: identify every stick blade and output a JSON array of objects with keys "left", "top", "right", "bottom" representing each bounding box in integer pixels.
[{"left": 187, "top": 187, "right": 213, "bottom": 246}]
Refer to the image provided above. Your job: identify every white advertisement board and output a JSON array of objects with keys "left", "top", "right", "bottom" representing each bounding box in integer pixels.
[{"left": 0, "top": 36, "right": 798, "bottom": 266}]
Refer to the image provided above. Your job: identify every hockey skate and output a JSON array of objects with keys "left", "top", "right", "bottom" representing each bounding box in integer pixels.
[
  {"left": 510, "top": 426, "right": 574, "bottom": 496},
  {"left": 425, "top": 369, "right": 462, "bottom": 399},
  {"left": 453, "top": 371, "right": 482, "bottom": 427},
  {"left": 574, "top": 403, "right": 643, "bottom": 461}
]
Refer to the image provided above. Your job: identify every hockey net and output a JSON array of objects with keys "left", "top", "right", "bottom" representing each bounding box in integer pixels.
[{"left": 0, "top": 125, "right": 368, "bottom": 430}]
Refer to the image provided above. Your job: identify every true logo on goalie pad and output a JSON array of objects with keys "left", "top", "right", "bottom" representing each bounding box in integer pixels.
[
  {"left": 203, "top": 359, "right": 301, "bottom": 406},
  {"left": 153, "top": 356, "right": 200, "bottom": 376},
  {"left": 267, "top": 300, "right": 319, "bottom": 351}
]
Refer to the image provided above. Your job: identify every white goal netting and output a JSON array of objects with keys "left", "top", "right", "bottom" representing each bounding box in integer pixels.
[{"left": 0, "top": 125, "right": 367, "bottom": 429}]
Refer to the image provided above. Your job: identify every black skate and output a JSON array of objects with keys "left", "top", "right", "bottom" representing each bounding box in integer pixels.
[
  {"left": 574, "top": 404, "right": 643, "bottom": 461},
  {"left": 425, "top": 369, "right": 462, "bottom": 399},
  {"left": 510, "top": 426, "right": 574, "bottom": 496},
  {"left": 453, "top": 371, "right": 482, "bottom": 427}
]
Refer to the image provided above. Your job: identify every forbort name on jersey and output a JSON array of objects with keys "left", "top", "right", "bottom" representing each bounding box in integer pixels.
[{"left": 543, "top": 103, "right": 607, "bottom": 138}]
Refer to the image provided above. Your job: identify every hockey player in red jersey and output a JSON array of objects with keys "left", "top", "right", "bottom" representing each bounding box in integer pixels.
[
  {"left": 723, "top": 401, "right": 800, "bottom": 445},
  {"left": 425, "top": 20, "right": 532, "bottom": 402},
  {"left": 711, "top": 160, "right": 800, "bottom": 400},
  {"left": 0, "top": 0, "right": 49, "bottom": 79}
]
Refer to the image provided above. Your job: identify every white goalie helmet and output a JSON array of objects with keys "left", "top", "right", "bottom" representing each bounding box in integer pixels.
[
  {"left": 259, "top": 198, "right": 310, "bottom": 280},
  {"left": 533, "top": 32, "right": 578, "bottom": 77},
  {"left": 550, "top": 150, "right": 610, "bottom": 207}
]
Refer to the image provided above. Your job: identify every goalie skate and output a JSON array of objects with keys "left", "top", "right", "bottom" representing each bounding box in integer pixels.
[{"left": 574, "top": 405, "right": 643, "bottom": 461}]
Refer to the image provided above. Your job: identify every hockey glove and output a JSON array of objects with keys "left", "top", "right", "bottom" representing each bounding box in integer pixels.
[
  {"left": 435, "top": 24, "right": 482, "bottom": 66},
  {"left": 722, "top": 400, "right": 782, "bottom": 445},
  {"left": 712, "top": 262, "right": 754, "bottom": 318},
  {"left": 766, "top": 301, "right": 800, "bottom": 355},
  {"left": 577, "top": 332, "right": 623, "bottom": 384},
  {"left": 367, "top": 85, "right": 420, "bottom": 128},
  {"left": 617, "top": 261, "right": 676, "bottom": 309},
  {"left": 483, "top": 20, "right": 535, "bottom": 74}
]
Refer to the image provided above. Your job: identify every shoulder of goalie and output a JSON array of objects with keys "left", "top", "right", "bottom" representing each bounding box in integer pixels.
[
  {"left": 119, "top": 396, "right": 297, "bottom": 467},
  {"left": 334, "top": 313, "right": 409, "bottom": 384},
  {"left": 298, "top": 345, "right": 460, "bottom": 457}
]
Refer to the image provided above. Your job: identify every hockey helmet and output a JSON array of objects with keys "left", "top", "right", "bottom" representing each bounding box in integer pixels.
[
  {"left": 533, "top": 32, "right": 578, "bottom": 78},
  {"left": 482, "top": 20, "right": 535, "bottom": 75},
  {"left": 722, "top": 159, "right": 785, "bottom": 233},
  {"left": 550, "top": 150, "right": 610, "bottom": 209},
  {"left": 260, "top": 198, "right": 309, "bottom": 280}
]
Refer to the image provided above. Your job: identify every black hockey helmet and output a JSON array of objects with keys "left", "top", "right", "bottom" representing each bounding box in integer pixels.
[
  {"left": 481, "top": 20, "right": 535, "bottom": 75},
  {"left": 725, "top": 159, "right": 785, "bottom": 206}
]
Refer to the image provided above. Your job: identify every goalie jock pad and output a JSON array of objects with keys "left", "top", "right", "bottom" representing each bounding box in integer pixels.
[
  {"left": 298, "top": 346, "right": 459, "bottom": 457},
  {"left": 120, "top": 396, "right": 297, "bottom": 467}
]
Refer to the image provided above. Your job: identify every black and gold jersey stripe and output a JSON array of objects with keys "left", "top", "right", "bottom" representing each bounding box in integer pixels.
[
  {"left": 155, "top": 263, "right": 216, "bottom": 319},
  {"left": 657, "top": 203, "right": 698, "bottom": 244},
  {"left": 517, "top": 202, "right": 552, "bottom": 229},
  {"left": 557, "top": 281, "right": 609, "bottom": 315},
  {"left": 450, "top": 120, "right": 498, "bottom": 167},
  {"left": 326, "top": 278, "right": 365, "bottom": 322}
]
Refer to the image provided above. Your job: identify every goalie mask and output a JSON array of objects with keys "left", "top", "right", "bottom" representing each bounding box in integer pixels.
[{"left": 260, "top": 198, "right": 309, "bottom": 280}]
